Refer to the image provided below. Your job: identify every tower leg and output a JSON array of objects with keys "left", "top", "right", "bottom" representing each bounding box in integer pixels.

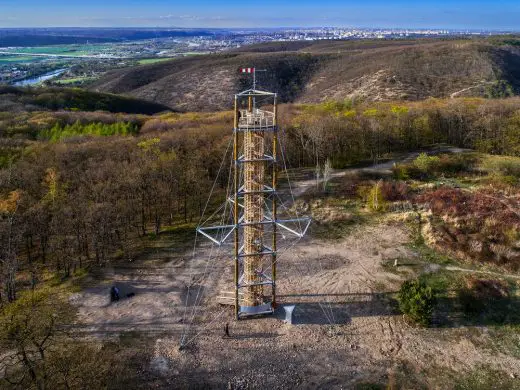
[
  {"left": 272, "top": 99, "right": 278, "bottom": 308},
  {"left": 233, "top": 97, "right": 240, "bottom": 321}
]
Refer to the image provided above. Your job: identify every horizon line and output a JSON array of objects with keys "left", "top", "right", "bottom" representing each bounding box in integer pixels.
[{"left": 0, "top": 26, "right": 519, "bottom": 32}]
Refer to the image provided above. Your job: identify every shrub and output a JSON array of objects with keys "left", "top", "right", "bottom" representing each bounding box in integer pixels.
[
  {"left": 392, "top": 162, "right": 426, "bottom": 181},
  {"left": 413, "top": 153, "right": 440, "bottom": 175},
  {"left": 482, "top": 155, "right": 520, "bottom": 178},
  {"left": 416, "top": 187, "right": 520, "bottom": 268},
  {"left": 356, "top": 184, "right": 371, "bottom": 202},
  {"left": 397, "top": 279, "right": 435, "bottom": 326},
  {"left": 40, "top": 120, "right": 138, "bottom": 141},
  {"left": 435, "top": 153, "right": 477, "bottom": 176},
  {"left": 392, "top": 164, "right": 409, "bottom": 180},
  {"left": 379, "top": 180, "right": 410, "bottom": 201},
  {"left": 415, "top": 187, "right": 469, "bottom": 216},
  {"left": 492, "top": 175, "right": 519, "bottom": 187},
  {"left": 357, "top": 181, "right": 408, "bottom": 210},
  {"left": 367, "top": 181, "right": 387, "bottom": 212}
]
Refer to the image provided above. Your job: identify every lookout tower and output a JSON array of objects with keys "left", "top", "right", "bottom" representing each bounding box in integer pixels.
[{"left": 196, "top": 68, "right": 310, "bottom": 320}]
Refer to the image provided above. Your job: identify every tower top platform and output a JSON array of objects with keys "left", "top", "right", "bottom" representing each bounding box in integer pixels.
[
  {"left": 237, "top": 108, "right": 275, "bottom": 130},
  {"left": 235, "top": 88, "right": 277, "bottom": 131},
  {"left": 235, "top": 88, "right": 276, "bottom": 98}
]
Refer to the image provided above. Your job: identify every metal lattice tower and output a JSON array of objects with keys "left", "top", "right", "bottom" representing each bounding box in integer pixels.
[
  {"left": 235, "top": 90, "right": 276, "bottom": 316},
  {"left": 197, "top": 77, "right": 310, "bottom": 320}
]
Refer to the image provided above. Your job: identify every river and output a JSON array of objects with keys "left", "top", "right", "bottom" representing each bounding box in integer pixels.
[{"left": 13, "top": 68, "right": 67, "bottom": 87}]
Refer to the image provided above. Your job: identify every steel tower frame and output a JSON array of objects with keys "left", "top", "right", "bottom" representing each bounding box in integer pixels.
[{"left": 197, "top": 87, "right": 310, "bottom": 320}]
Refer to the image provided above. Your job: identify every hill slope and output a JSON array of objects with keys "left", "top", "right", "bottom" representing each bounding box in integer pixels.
[
  {"left": 0, "top": 86, "right": 172, "bottom": 114},
  {"left": 90, "top": 38, "right": 520, "bottom": 111}
]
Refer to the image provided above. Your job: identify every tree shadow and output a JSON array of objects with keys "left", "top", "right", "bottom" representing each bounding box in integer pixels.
[
  {"left": 433, "top": 293, "right": 520, "bottom": 328},
  {"left": 276, "top": 292, "right": 399, "bottom": 325},
  {"left": 228, "top": 333, "right": 281, "bottom": 340},
  {"left": 277, "top": 291, "right": 520, "bottom": 329},
  {"left": 66, "top": 321, "right": 185, "bottom": 337}
]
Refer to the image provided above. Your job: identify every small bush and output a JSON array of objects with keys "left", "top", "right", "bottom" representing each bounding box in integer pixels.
[
  {"left": 397, "top": 279, "right": 435, "bottom": 326},
  {"left": 415, "top": 187, "right": 469, "bottom": 216},
  {"left": 413, "top": 153, "right": 440, "bottom": 175},
  {"left": 484, "top": 172, "right": 519, "bottom": 188},
  {"left": 367, "top": 182, "right": 387, "bottom": 212},
  {"left": 357, "top": 181, "right": 409, "bottom": 210},
  {"left": 40, "top": 120, "right": 138, "bottom": 142},
  {"left": 392, "top": 153, "right": 477, "bottom": 180},
  {"left": 392, "top": 164, "right": 409, "bottom": 180},
  {"left": 404, "top": 153, "right": 477, "bottom": 180},
  {"left": 392, "top": 162, "right": 426, "bottom": 181},
  {"left": 435, "top": 153, "right": 477, "bottom": 176},
  {"left": 416, "top": 187, "right": 520, "bottom": 268},
  {"left": 379, "top": 180, "right": 410, "bottom": 201},
  {"left": 356, "top": 184, "right": 371, "bottom": 202},
  {"left": 482, "top": 156, "right": 520, "bottom": 178}
]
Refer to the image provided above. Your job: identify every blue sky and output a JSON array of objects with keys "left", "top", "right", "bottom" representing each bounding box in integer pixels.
[{"left": 1, "top": 0, "right": 519, "bottom": 30}]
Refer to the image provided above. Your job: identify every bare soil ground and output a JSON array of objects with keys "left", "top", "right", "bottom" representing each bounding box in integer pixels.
[{"left": 71, "top": 157, "right": 520, "bottom": 389}]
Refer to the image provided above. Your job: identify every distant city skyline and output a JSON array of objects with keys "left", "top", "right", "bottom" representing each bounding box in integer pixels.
[{"left": 1, "top": 0, "right": 520, "bottom": 30}]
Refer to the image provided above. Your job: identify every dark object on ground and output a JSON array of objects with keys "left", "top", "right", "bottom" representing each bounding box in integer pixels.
[
  {"left": 224, "top": 323, "right": 230, "bottom": 338},
  {"left": 126, "top": 292, "right": 135, "bottom": 298},
  {"left": 110, "top": 286, "right": 120, "bottom": 302}
]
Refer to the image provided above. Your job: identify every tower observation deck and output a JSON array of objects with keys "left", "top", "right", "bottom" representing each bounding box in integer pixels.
[{"left": 196, "top": 74, "right": 310, "bottom": 320}]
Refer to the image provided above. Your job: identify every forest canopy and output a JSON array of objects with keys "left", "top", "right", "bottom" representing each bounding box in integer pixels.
[{"left": 2, "top": 96, "right": 520, "bottom": 303}]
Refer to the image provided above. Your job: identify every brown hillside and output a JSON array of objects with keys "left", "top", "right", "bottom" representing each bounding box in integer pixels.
[{"left": 90, "top": 38, "right": 520, "bottom": 111}]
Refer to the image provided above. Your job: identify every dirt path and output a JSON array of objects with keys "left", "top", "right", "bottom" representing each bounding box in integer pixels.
[
  {"left": 291, "top": 152, "right": 419, "bottom": 197},
  {"left": 450, "top": 81, "right": 495, "bottom": 98},
  {"left": 292, "top": 146, "right": 469, "bottom": 197},
  {"left": 445, "top": 265, "right": 520, "bottom": 280}
]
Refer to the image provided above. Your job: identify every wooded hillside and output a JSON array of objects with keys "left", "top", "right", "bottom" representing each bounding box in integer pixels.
[{"left": 2, "top": 96, "right": 520, "bottom": 302}]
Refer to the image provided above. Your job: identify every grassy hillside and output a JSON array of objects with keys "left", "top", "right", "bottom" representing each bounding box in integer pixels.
[
  {"left": 90, "top": 37, "right": 520, "bottom": 111},
  {"left": 91, "top": 52, "right": 324, "bottom": 111}
]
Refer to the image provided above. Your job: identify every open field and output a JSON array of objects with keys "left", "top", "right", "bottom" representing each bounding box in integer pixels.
[
  {"left": 1, "top": 44, "right": 112, "bottom": 56},
  {"left": 137, "top": 58, "right": 176, "bottom": 65},
  {"left": 0, "top": 55, "right": 44, "bottom": 64},
  {"left": 53, "top": 76, "right": 98, "bottom": 85}
]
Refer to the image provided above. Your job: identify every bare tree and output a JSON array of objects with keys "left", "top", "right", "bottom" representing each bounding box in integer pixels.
[{"left": 322, "top": 158, "right": 332, "bottom": 192}]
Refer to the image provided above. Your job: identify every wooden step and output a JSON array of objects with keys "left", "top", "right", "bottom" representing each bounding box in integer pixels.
[{"left": 217, "top": 290, "right": 243, "bottom": 306}]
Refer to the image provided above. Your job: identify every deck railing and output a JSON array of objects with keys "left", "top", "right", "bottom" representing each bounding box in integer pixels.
[{"left": 238, "top": 109, "right": 275, "bottom": 129}]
